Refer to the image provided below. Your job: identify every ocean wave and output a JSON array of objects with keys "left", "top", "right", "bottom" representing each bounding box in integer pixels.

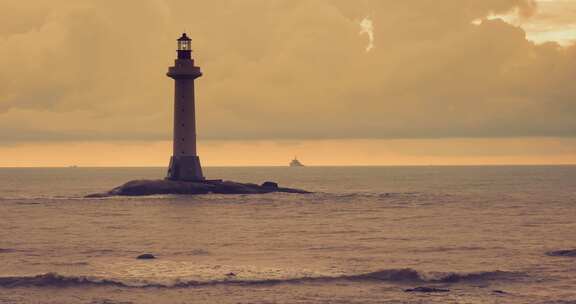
[
  {"left": 329, "top": 192, "right": 420, "bottom": 199},
  {"left": 0, "top": 191, "right": 419, "bottom": 203},
  {"left": 0, "top": 193, "right": 211, "bottom": 202},
  {"left": 0, "top": 269, "right": 524, "bottom": 289},
  {"left": 0, "top": 248, "right": 19, "bottom": 253},
  {"left": 0, "top": 273, "right": 126, "bottom": 288},
  {"left": 339, "top": 269, "right": 523, "bottom": 284},
  {"left": 0, "top": 195, "right": 84, "bottom": 205}
]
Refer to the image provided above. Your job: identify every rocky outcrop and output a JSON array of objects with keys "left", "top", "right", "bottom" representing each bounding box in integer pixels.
[
  {"left": 404, "top": 287, "right": 450, "bottom": 293},
  {"left": 86, "top": 179, "right": 310, "bottom": 198},
  {"left": 546, "top": 249, "right": 576, "bottom": 257},
  {"left": 136, "top": 254, "right": 156, "bottom": 260},
  {"left": 261, "top": 181, "right": 279, "bottom": 189}
]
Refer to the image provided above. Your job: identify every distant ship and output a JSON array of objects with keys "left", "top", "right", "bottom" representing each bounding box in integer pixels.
[{"left": 290, "top": 157, "right": 305, "bottom": 167}]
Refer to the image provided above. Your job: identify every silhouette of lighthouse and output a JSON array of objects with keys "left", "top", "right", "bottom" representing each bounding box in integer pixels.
[{"left": 166, "top": 33, "right": 204, "bottom": 181}]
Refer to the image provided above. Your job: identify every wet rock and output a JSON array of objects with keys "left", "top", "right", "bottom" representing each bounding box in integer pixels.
[
  {"left": 136, "top": 254, "right": 156, "bottom": 260},
  {"left": 261, "top": 181, "right": 279, "bottom": 189},
  {"left": 85, "top": 193, "right": 109, "bottom": 198},
  {"left": 87, "top": 180, "right": 310, "bottom": 198},
  {"left": 547, "top": 249, "right": 576, "bottom": 257},
  {"left": 404, "top": 287, "right": 450, "bottom": 293}
]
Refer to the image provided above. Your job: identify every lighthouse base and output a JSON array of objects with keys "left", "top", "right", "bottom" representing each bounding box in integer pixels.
[{"left": 166, "top": 155, "right": 205, "bottom": 181}]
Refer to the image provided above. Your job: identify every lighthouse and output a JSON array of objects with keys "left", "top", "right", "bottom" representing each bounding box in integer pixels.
[{"left": 166, "top": 33, "right": 204, "bottom": 181}]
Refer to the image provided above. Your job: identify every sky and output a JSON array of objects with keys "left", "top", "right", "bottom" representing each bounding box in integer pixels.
[{"left": 0, "top": 0, "right": 575, "bottom": 167}]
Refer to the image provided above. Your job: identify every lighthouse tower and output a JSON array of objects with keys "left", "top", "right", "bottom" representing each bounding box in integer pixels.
[{"left": 166, "top": 33, "right": 204, "bottom": 181}]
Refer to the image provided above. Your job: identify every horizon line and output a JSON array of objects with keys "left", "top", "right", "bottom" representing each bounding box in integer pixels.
[{"left": 0, "top": 163, "right": 575, "bottom": 169}]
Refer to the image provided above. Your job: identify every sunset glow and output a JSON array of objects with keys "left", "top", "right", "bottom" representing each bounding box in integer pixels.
[{"left": 0, "top": 0, "right": 574, "bottom": 166}]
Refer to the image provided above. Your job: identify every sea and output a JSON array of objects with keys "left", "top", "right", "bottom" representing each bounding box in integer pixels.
[{"left": 0, "top": 166, "right": 575, "bottom": 304}]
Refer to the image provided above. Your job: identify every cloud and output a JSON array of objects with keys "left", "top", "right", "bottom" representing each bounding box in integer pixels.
[
  {"left": 0, "top": 0, "right": 574, "bottom": 143},
  {"left": 359, "top": 16, "right": 374, "bottom": 52}
]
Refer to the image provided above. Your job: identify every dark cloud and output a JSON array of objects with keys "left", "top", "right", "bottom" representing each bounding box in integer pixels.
[{"left": 0, "top": 0, "right": 574, "bottom": 142}]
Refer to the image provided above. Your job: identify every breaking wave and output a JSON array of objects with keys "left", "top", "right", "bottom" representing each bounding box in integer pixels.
[
  {"left": 0, "top": 273, "right": 126, "bottom": 288},
  {"left": 338, "top": 269, "right": 523, "bottom": 284},
  {"left": 0, "top": 269, "right": 525, "bottom": 289}
]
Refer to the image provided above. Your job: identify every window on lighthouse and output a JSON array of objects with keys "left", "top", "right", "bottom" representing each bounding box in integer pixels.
[{"left": 178, "top": 40, "right": 191, "bottom": 51}]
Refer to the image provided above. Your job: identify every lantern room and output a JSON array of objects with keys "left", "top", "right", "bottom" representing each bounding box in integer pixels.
[{"left": 177, "top": 33, "right": 192, "bottom": 59}]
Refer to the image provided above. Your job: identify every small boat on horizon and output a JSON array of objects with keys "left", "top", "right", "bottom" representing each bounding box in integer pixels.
[{"left": 290, "top": 157, "right": 305, "bottom": 167}]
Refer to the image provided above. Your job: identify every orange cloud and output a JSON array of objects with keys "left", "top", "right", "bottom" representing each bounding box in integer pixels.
[{"left": 0, "top": 0, "right": 574, "bottom": 145}]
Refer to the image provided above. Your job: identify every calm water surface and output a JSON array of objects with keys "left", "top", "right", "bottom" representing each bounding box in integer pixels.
[{"left": 0, "top": 166, "right": 575, "bottom": 303}]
